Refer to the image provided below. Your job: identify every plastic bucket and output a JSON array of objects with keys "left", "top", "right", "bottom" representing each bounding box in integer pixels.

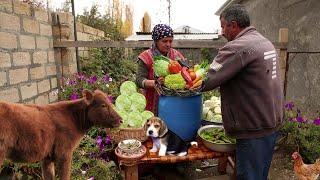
[{"left": 158, "top": 94, "right": 202, "bottom": 141}]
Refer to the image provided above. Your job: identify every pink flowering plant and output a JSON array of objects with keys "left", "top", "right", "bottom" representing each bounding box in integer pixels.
[
  {"left": 59, "top": 73, "right": 114, "bottom": 102},
  {"left": 282, "top": 101, "right": 320, "bottom": 163}
]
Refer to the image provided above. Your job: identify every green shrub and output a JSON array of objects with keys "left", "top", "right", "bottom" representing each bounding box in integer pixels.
[
  {"left": 79, "top": 47, "right": 137, "bottom": 98},
  {"left": 71, "top": 128, "right": 121, "bottom": 180},
  {"left": 281, "top": 102, "right": 320, "bottom": 163},
  {"left": 58, "top": 73, "right": 115, "bottom": 101}
]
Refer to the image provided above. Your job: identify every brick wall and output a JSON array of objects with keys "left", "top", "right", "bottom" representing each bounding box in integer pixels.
[
  {"left": 0, "top": 0, "right": 58, "bottom": 104},
  {"left": 0, "top": 1, "right": 105, "bottom": 104},
  {"left": 76, "top": 22, "right": 105, "bottom": 57}
]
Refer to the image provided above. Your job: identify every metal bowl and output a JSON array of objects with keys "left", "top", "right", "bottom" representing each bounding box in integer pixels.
[
  {"left": 201, "top": 119, "right": 223, "bottom": 126},
  {"left": 197, "top": 125, "right": 236, "bottom": 152}
]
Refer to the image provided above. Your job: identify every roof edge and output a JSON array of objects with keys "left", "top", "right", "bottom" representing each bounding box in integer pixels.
[{"left": 215, "top": 0, "right": 241, "bottom": 16}]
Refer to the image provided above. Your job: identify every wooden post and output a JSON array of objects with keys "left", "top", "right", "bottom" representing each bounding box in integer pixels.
[
  {"left": 124, "top": 164, "right": 139, "bottom": 180},
  {"left": 218, "top": 156, "right": 228, "bottom": 174},
  {"left": 278, "top": 28, "right": 289, "bottom": 95}
]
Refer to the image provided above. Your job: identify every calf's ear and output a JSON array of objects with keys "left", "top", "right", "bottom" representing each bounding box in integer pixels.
[{"left": 82, "top": 89, "right": 94, "bottom": 105}]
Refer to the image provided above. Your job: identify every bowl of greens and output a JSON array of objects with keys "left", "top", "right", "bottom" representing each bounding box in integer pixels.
[{"left": 198, "top": 125, "right": 236, "bottom": 152}]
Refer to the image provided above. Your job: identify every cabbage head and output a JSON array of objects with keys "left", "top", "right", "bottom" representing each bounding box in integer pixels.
[
  {"left": 141, "top": 110, "right": 154, "bottom": 120},
  {"left": 129, "top": 93, "right": 146, "bottom": 112},
  {"left": 120, "top": 81, "right": 137, "bottom": 95},
  {"left": 164, "top": 73, "right": 186, "bottom": 90},
  {"left": 127, "top": 111, "right": 143, "bottom": 127},
  {"left": 154, "top": 60, "right": 169, "bottom": 77},
  {"left": 213, "top": 114, "right": 222, "bottom": 122},
  {"left": 206, "top": 110, "right": 214, "bottom": 121},
  {"left": 115, "top": 94, "right": 131, "bottom": 111}
]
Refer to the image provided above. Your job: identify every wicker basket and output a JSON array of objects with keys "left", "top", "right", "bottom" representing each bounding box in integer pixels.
[
  {"left": 107, "top": 127, "right": 147, "bottom": 144},
  {"left": 155, "top": 83, "right": 202, "bottom": 97}
]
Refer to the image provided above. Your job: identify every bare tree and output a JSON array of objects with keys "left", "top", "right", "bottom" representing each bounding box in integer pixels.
[
  {"left": 121, "top": 5, "right": 134, "bottom": 37},
  {"left": 140, "top": 12, "right": 151, "bottom": 32}
]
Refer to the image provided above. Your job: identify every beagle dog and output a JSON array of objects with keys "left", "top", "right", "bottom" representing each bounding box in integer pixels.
[{"left": 144, "top": 117, "right": 189, "bottom": 157}]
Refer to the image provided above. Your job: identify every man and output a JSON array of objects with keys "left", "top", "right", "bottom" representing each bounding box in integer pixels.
[{"left": 201, "top": 4, "right": 283, "bottom": 180}]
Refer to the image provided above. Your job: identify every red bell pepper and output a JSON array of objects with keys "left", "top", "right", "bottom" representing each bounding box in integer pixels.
[{"left": 168, "top": 60, "right": 182, "bottom": 74}]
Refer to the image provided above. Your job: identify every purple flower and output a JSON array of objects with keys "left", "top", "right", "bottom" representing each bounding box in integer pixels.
[
  {"left": 313, "top": 118, "right": 320, "bottom": 125},
  {"left": 87, "top": 76, "right": 98, "bottom": 84},
  {"left": 66, "top": 79, "right": 76, "bottom": 86},
  {"left": 96, "top": 136, "right": 104, "bottom": 150},
  {"left": 296, "top": 109, "right": 304, "bottom": 122},
  {"left": 296, "top": 116, "right": 304, "bottom": 123},
  {"left": 105, "top": 135, "right": 111, "bottom": 145},
  {"left": 100, "top": 153, "right": 110, "bottom": 162},
  {"left": 77, "top": 73, "right": 86, "bottom": 81},
  {"left": 285, "top": 102, "right": 294, "bottom": 111},
  {"left": 102, "top": 75, "right": 110, "bottom": 83},
  {"left": 70, "top": 92, "right": 78, "bottom": 100}
]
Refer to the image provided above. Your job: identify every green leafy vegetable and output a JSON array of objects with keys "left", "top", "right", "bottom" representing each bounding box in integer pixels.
[
  {"left": 200, "top": 128, "right": 236, "bottom": 144},
  {"left": 154, "top": 60, "right": 169, "bottom": 77},
  {"left": 141, "top": 110, "right": 154, "bottom": 120},
  {"left": 115, "top": 94, "right": 131, "bottom": 111},
  {"left": 120, "top": 81, "right": 137, "bottom": 95},
  {"left": 164, "top": 73, "right": 186, "bottom": 90},
  {"left": 129, "top": 92, "right": 146, "bottom": 112}
]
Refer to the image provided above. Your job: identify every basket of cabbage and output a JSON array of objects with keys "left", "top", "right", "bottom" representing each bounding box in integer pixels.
[
  {"left": 154, "top": 55, "right": 208, "bottom": 97},
  {"left": 108, "top": 81, "right": 154, "bottom": 143}
]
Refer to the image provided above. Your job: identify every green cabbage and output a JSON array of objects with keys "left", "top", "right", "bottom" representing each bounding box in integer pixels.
[
  {"left": 115, "top": 94, "right": 131, "bottom": 111},
  {"left": 129, "top": 92, "right": 146, "bottom": 112},
  {"left": 141, "top": 110, "right": 154, "bottom": 120},
  {"left": 164, "top": 73, "right": 186, "bottom": 90},
  {"left": 127, "top": 111, "right": 143, "bottom": 127},
  {"left": 213, "top": 114, "right": 222, "bottom": 122},
  {"left": 154, "top": 60, "right": 169, "bottom": 77},
  {"left": 120, "top": 81, "right": 137, "bottom": 95}
]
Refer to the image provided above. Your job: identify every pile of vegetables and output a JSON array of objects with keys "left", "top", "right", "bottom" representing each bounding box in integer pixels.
[
  {"left": 114, "top": 81, "right": 154, "bottom": 128},
  {"left": 154, "top": 55, "right": 209, "bottom": 91},
  {"left": 200, "top": 128, "right": 236, "bottom": 144},
  {"left": 202, "top": 95, "right": 222, "bottom": 123}
]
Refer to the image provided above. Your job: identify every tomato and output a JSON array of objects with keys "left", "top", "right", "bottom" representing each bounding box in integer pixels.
[
  {"left": 189, "top": 71, "right": 196, "bottom": 80},
  {"left": 168, "top": 60, "right": 182, "bottom": 74}
]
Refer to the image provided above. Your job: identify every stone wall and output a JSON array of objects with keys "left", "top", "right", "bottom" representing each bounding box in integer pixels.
[
  {"left": 241, "top": 0, "right": 320, "bottom": 117},
  {"left": 0, "top": 0, "right": 57, "bottom": 104}
]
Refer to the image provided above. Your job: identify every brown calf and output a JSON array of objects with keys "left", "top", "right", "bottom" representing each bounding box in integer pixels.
[{"left": 0, "top": 89, "right": 121, "bottom": 180}]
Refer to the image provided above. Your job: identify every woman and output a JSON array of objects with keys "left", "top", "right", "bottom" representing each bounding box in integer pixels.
[{"left": 136, "top": 24, "right": 185, "bottom": 115}]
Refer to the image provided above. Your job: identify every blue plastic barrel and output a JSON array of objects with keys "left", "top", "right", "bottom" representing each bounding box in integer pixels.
[{"left": 158, "top": 94, "right": 202, "bottom": 141}]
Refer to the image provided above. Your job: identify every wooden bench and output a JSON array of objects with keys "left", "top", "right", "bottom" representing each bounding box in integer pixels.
[{"left": 116, "top": 138, "right": 236, "bottom": 180}]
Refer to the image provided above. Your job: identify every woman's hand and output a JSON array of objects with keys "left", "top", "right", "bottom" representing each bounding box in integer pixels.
[
  {"left": 144, "top": 79, "right": 156, "bottom": 88},
  {"left": 157, "top": 77, "right": 165, "bottom": 85}
]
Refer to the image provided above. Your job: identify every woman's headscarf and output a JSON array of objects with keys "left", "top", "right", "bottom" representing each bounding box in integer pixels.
[{"left": 151, "top": 24, "right": 174, "bottom": 41}]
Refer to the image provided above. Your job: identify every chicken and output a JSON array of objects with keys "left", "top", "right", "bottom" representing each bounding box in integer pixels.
[{"left": 292, "top": 151, "right": 320, "bottom": 180}]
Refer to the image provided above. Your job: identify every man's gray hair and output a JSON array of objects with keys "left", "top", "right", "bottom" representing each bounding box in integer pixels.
[{"left": 220, "top": 4, "right": 250, "bottom": 28}]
